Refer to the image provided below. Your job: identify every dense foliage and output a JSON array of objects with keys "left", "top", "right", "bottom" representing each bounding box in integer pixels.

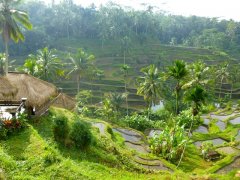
[
  {"left": 69, "top": 118, "right": 93, "bottom": 148},
  {"left": 0, "top": 112, "right": 28, "bottom": 139},
  {"left": 1, "top": 1, "right": 240, "bottom": 56},
  {"left": 53, "top": 115, "right": 69, "bottom": 141},
  {"left": 149, "top": 125, "right": 188, "bottom": 162},
  {"left": 122, "top": 114, "right": 154, "bottom": 131}
]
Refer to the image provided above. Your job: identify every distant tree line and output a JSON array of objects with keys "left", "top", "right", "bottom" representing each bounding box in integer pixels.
[{"left": 1, "top": 0, "right": 240, "bottom": 56}]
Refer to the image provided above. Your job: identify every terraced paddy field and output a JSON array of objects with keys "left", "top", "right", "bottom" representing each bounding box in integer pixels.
[
  {"left": 1, "top": 107, "right": 240, "bottom": 179},
  {"left": 42, "top": 38, "right": 240, "bottom": 110}
]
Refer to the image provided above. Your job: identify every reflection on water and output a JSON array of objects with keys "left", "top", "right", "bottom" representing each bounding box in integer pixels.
[{"left": 151, "top": 101, "right": 164, "bottom": 112}]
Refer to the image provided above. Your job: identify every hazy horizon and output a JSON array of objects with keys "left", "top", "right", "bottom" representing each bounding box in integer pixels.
[{"left": 40, "top": 0, "right": 240, "bottom": 21}]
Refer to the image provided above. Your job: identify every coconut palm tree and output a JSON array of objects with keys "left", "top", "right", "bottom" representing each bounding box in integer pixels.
[
  {"left": 167, "top": 60, "right": 188, "bottom": 115},
  {"left": 216, "top": 62, "right": 229, "bottom": 99},
  {"left": 183, "top": 61, "right": 210, "bottom": 89},
  {"left": 121, "top": 36, "right": 131, "bottom": 65},
  {"left": 19, "top": 54, "right": 40, "bottom": 77},
  {"left": 68, "top": 48, "right": 95, "bottom": 93},
  {"left": 36, "top": 47, "right": 64, "bottom": 81},
  {"left": 120, "top": 64, "right": 130, "bottom": 115},
  {"left": 185, "top": 85, "right": 208, "bottom": 116},
  {"left": 0, "top": 0, "right": 32, "bottom": 75},
  {"left": 177, "top": 85, "right": 208, "bottom": 168},
  {"left": 137, "top": 64, "right": 162, "bottom": 117},
  {"left": 108, "top": 92, "right": 126, "bottom": 112}
]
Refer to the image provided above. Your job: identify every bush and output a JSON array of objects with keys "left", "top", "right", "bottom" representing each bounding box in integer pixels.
[
  {"left": 176, "top": 109, "right": 200, "bottom": 128},
  {"left": 70, "top": 118, "right": 92, "bottom": 148},
  {"left": 44, "top": 147, "right": 61, "bottom": 166},
  {"left": 151, "top": 108, "right": 171, "bottom": 121},
  {"left": 149, "top": 125, "right": 188, "bottom": 162},
  {"left": 53, "top": 115, "right": 69, "bottom": 141},
  {"left": 0, "top": 121, "right": 8, "bottom": 139},
  {"left": 122, "top": 114, "right": 154, "bottom": 131}
]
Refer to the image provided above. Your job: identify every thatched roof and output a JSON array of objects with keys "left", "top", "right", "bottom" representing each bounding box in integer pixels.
[
  {"left": 0, "top": 72, "right": 58, "bottom": 107},
  {"left": 52, "top": 93, "right": 76, "bottom": 110},
  {"left": 0, "top": 76, "right": 18, "bottom": 98}
]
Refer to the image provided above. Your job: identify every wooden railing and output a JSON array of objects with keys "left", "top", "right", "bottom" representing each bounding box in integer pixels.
[
  {"left": 0, "top": 100, "right": 21, "bottom": 106},
  {"left": 35, "top": 94, "right": 62, "bottom": 116}
]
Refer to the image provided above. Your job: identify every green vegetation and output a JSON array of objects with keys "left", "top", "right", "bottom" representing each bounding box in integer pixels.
[{"left": 1, "top": 0, "right": 240, "bottom": 179}]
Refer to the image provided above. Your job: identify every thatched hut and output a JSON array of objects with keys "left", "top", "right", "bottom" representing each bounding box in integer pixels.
[
  {"left": 0, "top": 76, "right": 18, "bottom": 99},
  {"left": 0, "top": 72, "right": 58, "bottom": 109},
  {"left": 52, "top": 93, "right": 76, "bottom": 111}
]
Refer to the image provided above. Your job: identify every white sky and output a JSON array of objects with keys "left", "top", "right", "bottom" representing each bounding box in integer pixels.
[{"left": 42, "top": 0, "right": 240, "bottom": 21}]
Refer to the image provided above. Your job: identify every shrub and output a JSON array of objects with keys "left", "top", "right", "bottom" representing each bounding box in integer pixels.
[
  {"left": 44, "top": 147, "right": 61, "bottom": 166},
  {"left": 0, "top": 121, "right": 8, "bottom": 139},
  {"left": 53, "top": 115, "right": 69, "bottom": 141},
  {"left": 151, "top": 108, "right": 171, "bottom": 121},
  {"left": 122, "top": 114, "right": 154, "bottom": 131},
  {"left": 17, "top": 112, "right": 28, "bottom": 128},
  {"left": 200, "top": 141, "right": 214, "bottom": 160},
  {"left": 176, "top": 109, "right": 200, "bottom": 128},
  {"left": 70, "top": 119, "right": 92, "bottom": 148},
  {"left": 149, "top": 125, "right": 188, "bottom": 162}
]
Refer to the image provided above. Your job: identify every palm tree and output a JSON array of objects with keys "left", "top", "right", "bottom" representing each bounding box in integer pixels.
[
  {"left": 36, "top": 47, "right": 64, "bottom": 81},
  {"left": 18, "top": 54, "right": 40, "bottom": 77},
  {"left": 183, "top": 61, "right": 210, "bottom": 89},
  {"left": 216, "top": 62, "right": 229, "bottom": 99},
  {"left": 121, "top": 36, "right": 131, "bottom": 65},
  {"left": 177, "top": 85, "right": 208, "bottom": 167},
  {"left": 167, "top": 60, "right": 188, "bottom": 115},
  {"left": 185, "top": 85, "right": 208, "bottom": 116},
  {"left": 120, "top": 64, "right": 130, "bottom": 116},
  {"left": 0, "top": 0, "right": 32, "bottom": 75},
  {"left": 108, "top": 92, "right": 126, "bottom": 112},
  {"left": 0, "top": 53, "right": 6, "bottom": 75},
  {"left": 137, "top": 64, "right": 162, "bottom": 117},
  {"left": 68, "top": 48, "right": 95, "bottom": 93}
]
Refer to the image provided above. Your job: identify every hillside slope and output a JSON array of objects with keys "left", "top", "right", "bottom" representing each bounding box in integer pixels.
[{"left": 49, "top": 38, "right": 236, "bottom": 109}]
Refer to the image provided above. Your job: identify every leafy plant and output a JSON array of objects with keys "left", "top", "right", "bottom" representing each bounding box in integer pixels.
[
  {"left": 122, "top": 114, "right": 154, "bottom": 131},
  {"left": 200, "top": 141, "right": 214, "bottom": 160},
  {"left": 53, "top": 115, "right": 69, "bottom": 141},
  {"left": 69, "top": 118, "right": 92, "bottom": 148},
  {"left": 0, "top": 120, "right": 8, "bottom": 139},
  {"left": 149, "top": 124, "right": 188, "bottom": 162},
  {"left": 176, "top": 109, "right": 200, "bottom": 128}
]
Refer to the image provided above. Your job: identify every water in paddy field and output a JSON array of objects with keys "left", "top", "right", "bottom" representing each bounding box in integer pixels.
[
  {"left": 92, "top": 122, "right": 106, "bottom": 135},
  {"left": 124, "top": 142, "right": 149, "bottom": 154},
  {"left": 194, "top": 138, "right": 226, "bottom": 148},
  {"left": 203, "top": 118, "right": 210, "bottom": 125},
  {"left": 216, "top": 121, "right": 226, "bottom": 131},
  {"left": 151, "top": 101, "right": 164, "bottom": 112},
  {"left": 193, "top": 126, "right": 209, "bottom": 134},
  {"left": 230, "top": 117, "right": 240, "bottom": 125},
  {"left": 112, "top": 128, "right": 142, "bottom": 143},
  {"left": 148, "top": 129, "right": 162, "bottom": 138},
  {"left": 210, "top": 113, "right": 237, "bottom": 121},
  {"left": 217, "top": 157, "right": 240, "bottom": 174}
]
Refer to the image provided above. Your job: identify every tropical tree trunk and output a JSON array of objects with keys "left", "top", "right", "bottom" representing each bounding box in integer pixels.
[
  {"left": 77, "top": 75, "right": 80, "bottom": 93},
  {"left": 219, "top": 78, "right": 223, "bottom": 99},
  {"left": 176, "top": 82, "right": 180, "bottom": 115},
  {"left": 123, "top": 51, "right": 126, "bottom": 65},
  {"left": 177, "top": 114, "right": 194, "bottom": 168},
  {"left": 4, "top": 42, "right": 9, "bottom": 75},
  {"left": 124, "top": 78, "right": 128, "bottom": 116},
  {"left": 91, "top": 79, "right": 93, "bottom": 105}
]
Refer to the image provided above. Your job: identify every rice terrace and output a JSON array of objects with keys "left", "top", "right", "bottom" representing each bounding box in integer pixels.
[{"left": 1, "top": 0, "right": 240, "bottom": 179}]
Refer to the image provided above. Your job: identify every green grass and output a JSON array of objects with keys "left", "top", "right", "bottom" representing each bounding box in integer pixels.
[{"left": 0, "top": 107, "right": 238, "bottom": 179}]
